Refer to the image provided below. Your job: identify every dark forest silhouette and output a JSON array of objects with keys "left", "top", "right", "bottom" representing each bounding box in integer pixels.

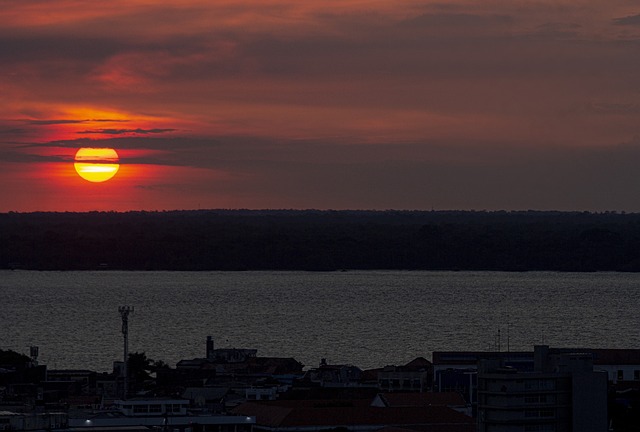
[{"left": 2, "top": 210, "right": 639, "bottom": 271}]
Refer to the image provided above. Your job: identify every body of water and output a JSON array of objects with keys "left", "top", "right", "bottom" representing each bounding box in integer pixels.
[{"left": 1, "top": 270, "right": 638, "bottom": 372}]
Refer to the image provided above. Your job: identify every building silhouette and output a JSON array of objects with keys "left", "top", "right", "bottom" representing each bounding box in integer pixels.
[{"left": 477, "top": 345, "right": 607, "bottom": 432}]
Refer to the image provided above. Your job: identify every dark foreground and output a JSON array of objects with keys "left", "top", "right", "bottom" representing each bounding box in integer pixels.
[{"left": 2, "top": 209, "right": 640, "bottom": 271}]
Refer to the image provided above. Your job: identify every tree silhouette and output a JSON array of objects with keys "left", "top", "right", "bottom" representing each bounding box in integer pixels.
[{"left": 128, "top": 352, "right": 153, "bottom": 391}]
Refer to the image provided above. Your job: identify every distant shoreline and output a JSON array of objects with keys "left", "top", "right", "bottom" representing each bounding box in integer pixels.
[{"left": 2, "top": 209, "right": 639, "bottom": 272}]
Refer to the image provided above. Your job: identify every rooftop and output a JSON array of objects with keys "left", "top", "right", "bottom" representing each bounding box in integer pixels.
[
  {"left": 375, "top": 392, "right": 467, "bottom": 407},
  {"left": 233, "top": 401, "right": 474, "bottom": 430}
]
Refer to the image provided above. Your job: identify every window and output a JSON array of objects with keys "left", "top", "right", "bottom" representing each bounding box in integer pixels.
[
  {"left": 618, "top": 370, "right": 624, "bottom": 381},
  {"left": 149, "top": 404, "right": 162, "bottom": 413},
  {"left": 524, "top": 379, "right": 553, "bottom": 390},
  {"left": 525, "top": 409, "right": 554, "bottom": 418},
  {"left": 539, "top": 379, "right": 555, "bottom": 390},
  {"left": 525, "top": 425, "right": 556, "bottom": 432},
  {"left": 526, "top": 395, "right": 549, "bottom": 404},
  {"left": 133, "top": 405, "right": 149, "bottom": 413},
  {"left": 634, "top": 370, "right": 640, "bottom": 381}
]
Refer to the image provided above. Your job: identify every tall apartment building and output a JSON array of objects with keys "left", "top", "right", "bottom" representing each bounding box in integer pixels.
[{"left": 477, "top": 345, "right": 607, "bottom": 432}]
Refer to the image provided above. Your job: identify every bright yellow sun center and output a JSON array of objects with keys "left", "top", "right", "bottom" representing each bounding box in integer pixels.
[{"left": 74, "top": 148, "right": 120, "bottom": 182}]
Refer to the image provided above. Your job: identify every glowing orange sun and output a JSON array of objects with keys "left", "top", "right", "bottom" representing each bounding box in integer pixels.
[{"left": 74, "top": 148, "right": 120, "bottom": 182}]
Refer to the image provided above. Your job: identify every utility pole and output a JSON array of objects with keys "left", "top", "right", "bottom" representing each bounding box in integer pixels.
[{"left": 119, "top": 306, "right": 134, "bottom": 400}]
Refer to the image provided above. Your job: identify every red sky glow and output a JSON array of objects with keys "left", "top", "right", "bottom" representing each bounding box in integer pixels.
[{"left": 3, "top": 1, "right": 640, "bottom": 211}]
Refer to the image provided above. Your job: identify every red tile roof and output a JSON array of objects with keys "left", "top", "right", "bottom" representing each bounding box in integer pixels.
[
  {"left": 378, "top": 392, "right": 466, "bottom": 407},
  {"left": 379, "top": 427, "right": 475, "bottom": 432},
  {"left": 255, "top": 399, "right": 372, "bottom": 408},
  {"left": 233, "top": 401, "right": 474, "bottom": 429},
  {"left": 404, "top": 357, "right": 432, "bottom": 369},
  {"left": 280, "top": 387, "right": 379, "bottom": 401},
  {"left": 375, "top": 427, "right": 418, "bottom": 432},
  {"left": 361, "top": 368, "right": 383, "bottom": 381}
]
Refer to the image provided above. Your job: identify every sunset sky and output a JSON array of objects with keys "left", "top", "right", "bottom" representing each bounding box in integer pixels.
[{"left": 3, "top": 1, "right": 640, "bottom": 212}]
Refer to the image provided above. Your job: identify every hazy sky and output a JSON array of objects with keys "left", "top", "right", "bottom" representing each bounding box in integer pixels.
[{"left": 2, "top": 0, "right": 640, "bottom": 212}]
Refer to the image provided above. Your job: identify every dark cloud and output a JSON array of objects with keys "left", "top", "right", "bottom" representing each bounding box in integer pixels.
[
  {"left": 0, "top": 9, "right": 516, "bottom": 85},
  {"left": 0, "top": 35, "right": 126, "bottom": 63},
  {"left": 232, "top": 15, "right": 637, "bottom": 85},
  {"left": 28, "top": 137, "right": 184, "bottom": 150},
  {"left": 76, "top": 128, "right": 176, "bottom": 135},
  {"left": 26, "top": 119, "right": 86, "bottom": 125},
  {"left": 22, "top": 136, "right": 221, "bottom": 167},
  {"left": 0, "top": 4, "right": 618, "bottom": 90},
  {"left": 0, "top": 128, "right": 28, "bottom": 135},
  {"left": 524, "top": 22, "right": 582, "bottom": 40},
  {"left": 0, "top": 28, "right": 216, "bottom": 86},
  {"left": 585, "top": 102, "right": 640, "bottom": 115},
  {"left": 399, "top": 13, "right": 513, "bottom": 29},
  {"left": 536, "top": 22, "right": 581, "bottom": 31},
  {"left": 2, "top": 151, "right": 72, "bottom": 164},
  {"left": 89, "top": 119, "right": 131, "bottom": 123},
  {"left": 613, "top": 14, "right": 640, "bottom": 26},
  {"left": 24, "top": 119, "right": 130, "bottom": 125}
]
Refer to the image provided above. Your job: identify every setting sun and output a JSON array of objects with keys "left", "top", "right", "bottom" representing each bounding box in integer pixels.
[{"left": 74, "top": 148, "right": 120, "bottom": 183}]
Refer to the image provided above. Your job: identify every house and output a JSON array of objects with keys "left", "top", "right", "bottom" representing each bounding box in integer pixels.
[
  {"left": 174, "top": 338, "right": 303, "bottom": 389},
  {"left": 46, "top": 370, "right": 96, "bottom": 393},
  {"left": 206, "top": 336, "right": 257, "bottom": 363},
  {"left": 376, "top": 357, "right": 433, "bottom": 392},
  {"left": 303, "top": 359, "right": 363, "bottom": 387},
  {"left": 182, "top": 387, "right": 229, "bottom": 412},
  {"left": 95, "top": 372, "right": 119, "bottom": 398}
]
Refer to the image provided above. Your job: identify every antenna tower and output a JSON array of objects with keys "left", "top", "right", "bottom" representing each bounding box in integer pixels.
[{"left": 119, "top": 306, "right": 134, "bottom": 399}]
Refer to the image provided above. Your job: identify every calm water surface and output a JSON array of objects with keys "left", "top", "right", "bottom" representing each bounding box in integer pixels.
[{"left": 1, "top": 270, "right": 638, "bottom": 372}]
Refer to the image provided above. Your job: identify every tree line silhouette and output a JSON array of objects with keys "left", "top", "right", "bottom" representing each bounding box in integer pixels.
[{"left": 2, "top": 209, "right": 640, "bottom": 271}]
